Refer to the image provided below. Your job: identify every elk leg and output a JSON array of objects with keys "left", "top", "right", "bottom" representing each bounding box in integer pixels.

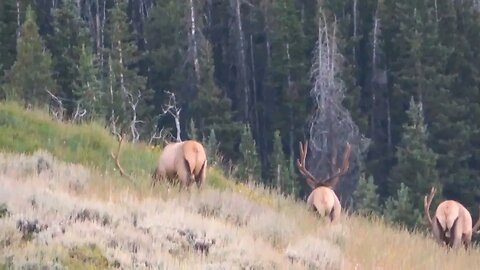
[
  {"left": 195, "top": 160, "right": 207, "bottom": 188},
  {"left": 449, "top": 217, "right": 461, "bottom": 248},
  {"left": 433, "top": 217, "right": 448, "bottom": 245}
]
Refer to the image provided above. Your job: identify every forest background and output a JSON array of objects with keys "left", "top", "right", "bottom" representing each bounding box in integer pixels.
[{"left": 2, "top": 0, "right": 480, "bottom": 229}]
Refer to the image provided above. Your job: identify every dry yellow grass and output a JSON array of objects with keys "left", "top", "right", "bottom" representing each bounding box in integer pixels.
[{"left": 1, "top": 150, "right": 480, "bottom": 270}]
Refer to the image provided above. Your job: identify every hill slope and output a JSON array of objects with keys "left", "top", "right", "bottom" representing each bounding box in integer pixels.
[{"left": 1, "top": 102, "right": 480, "bottom": 270}]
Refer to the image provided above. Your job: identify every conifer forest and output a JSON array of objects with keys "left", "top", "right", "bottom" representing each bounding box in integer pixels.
[{"left": 2, "top": 0, "right": 480, "bottom": 227}]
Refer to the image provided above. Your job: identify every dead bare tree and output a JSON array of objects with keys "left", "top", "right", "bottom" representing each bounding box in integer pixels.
[
  {"left": 161, "top": 91, "right": 182, "bottom": 142},
  {"left": 230, "top": 0, "right": 250, "bottom": 121},
  {"left": 188, "top": 0, "right": 200, "bottom": 80},
  {"left": 46, "top": 89, "right": 65, "bottom": 122},
  {"left": 308, "top": 11, "right": 369, "bottom": 201},
  {"left": 127, "top": 90, "right": 144, "bottom": 143},
  {"left": 72, "top": 102, "right": 87, "bottom": 123}
]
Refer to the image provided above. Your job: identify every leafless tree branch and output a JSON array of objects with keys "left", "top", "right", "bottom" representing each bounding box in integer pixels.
[{"left": 161, "top": 90, "right": 182, "bottom": 142}]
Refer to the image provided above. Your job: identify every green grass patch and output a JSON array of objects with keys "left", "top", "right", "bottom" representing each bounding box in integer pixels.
[
  {"left": 62, "top": 244, "right": 110, "bottom": 270},
  {"left": 0, "top": 102, "right": 157, "bottom": 178}
]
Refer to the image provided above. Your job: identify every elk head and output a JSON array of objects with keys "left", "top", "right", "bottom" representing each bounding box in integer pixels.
[
  {"left": 296, "top": 140, "right": 352, "bottom": 222},
  {"left": 424, "top": 187, "right": 480, "bottom": 249}
]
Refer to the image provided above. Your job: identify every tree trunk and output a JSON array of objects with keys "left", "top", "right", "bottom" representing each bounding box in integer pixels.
[
  {"left": 231, "top": 0, "right": 249, "bottom": 121},
  {"left": 188, "top": 0, "right": 200, "bottom": 80}
]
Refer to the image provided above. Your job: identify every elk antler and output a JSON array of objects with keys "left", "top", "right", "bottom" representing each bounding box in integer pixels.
[
  {"left": 110, "top": 134, "right": 134, "bottom": 181},
  {"left": 424, "top": 187, "right": 436, "bottom": 226},
  {"left": 472, "top": 206, "right": 480, "bottom": 233},
  {"left": 296, "top": 141, "right": 352, "bottom": 190},
  {"left": 321, "top": 142, "right": 352, "bottom": 188},
  {"left": 296, "top": 140, "right": 321, "bottom": 189}
]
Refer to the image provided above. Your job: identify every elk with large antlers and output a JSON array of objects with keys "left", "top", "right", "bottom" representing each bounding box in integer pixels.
[
  {"left": 296, "top": 140, "right": 352, "bottom": 223},
  {"left": 152, "top": 140, "right": 208, "bottom": 188},
  {"left": 424, "top": 187, "right": 480, "bottom": 249}
]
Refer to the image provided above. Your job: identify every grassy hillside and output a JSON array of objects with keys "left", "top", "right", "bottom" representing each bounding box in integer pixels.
[{"left": 1, "top": 102, "right": 480, "bottom": 269}]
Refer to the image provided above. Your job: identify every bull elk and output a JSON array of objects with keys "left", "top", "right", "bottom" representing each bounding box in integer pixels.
[
  {"left": 296, "top": 140, "right": 352, "bottom": 223},
  {"left": 152, "top": 140, "right": 207, "bottom": 188},
  {"left": 424, "top": 187, "right": 480, "bottom": 249}
]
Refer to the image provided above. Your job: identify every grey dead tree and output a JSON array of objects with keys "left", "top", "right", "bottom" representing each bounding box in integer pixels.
[
  {"left": 161, "top": 91, "right": 182, "bottom": 142},
  {"left": 230, "top": 0, "right": 250, "bottom": 121},
  {"left": 307, "top": 11, "right": 370, "bottom": 202}
]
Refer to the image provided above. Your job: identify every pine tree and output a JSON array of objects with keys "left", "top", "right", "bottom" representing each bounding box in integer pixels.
[
  {"left": 384, "top": 183, "right": 422, "bottom": 230},
  {"left": 237, "top": 124, "right": 261, "bottom": 182},
  {"left": 284, "top": 154, "right": 299, "bottom": 196},
  {"left": 264, "top": 0, "right": 308, "bottom": 160},
  {"left": 73, "top": 44, "right": 104, "bottom": 120},
  {"left": 106, "top": 0, "right": 152, "bottom": 136},
  {"left": 205, "top": 128, "right": 219, "bottom": 166},
  {"left": 1, "top": 5, "right": 56, "bottom": 107},
  {"left": 270, "top": 130, "right": 289, "bottom": 190},
  {"left": 352, "top": 174, "right": 381, "bottom": 216},
  {"left": 0, "top": 0, "right": 17, "bottom": 77},
  {"left": 48, "top": 0, "right": 89, "bottom": 115},
  {"left": 389, "top": 97, "right": 439, "bottom": 211},
  {"left": 190, "top": 42, "right": 241, "bottom": 159},
  {"left": 187, "top": 119, "right": 198, "bottom": 140}
]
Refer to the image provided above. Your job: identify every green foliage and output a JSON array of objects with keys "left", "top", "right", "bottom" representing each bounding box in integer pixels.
[
  {"left": 49, "top": 0, "right": 89, "bottom": 114},
  {"left": 270, "top": 130, "right": 289, "bottom": 191},
  {"left": 187, "top": 118, "right": 198, "bottom": 140},
  {"left": 73, "top": 44, "right": 105, "bottom": 119},
  {"left": 1, "top": 6, "right": 56, "bottom": 106},
  {"left": 205, "top": 129, "right": 219, "bottom": 166},
  {"left": 62, "top": 244, "right": 109, "bottom": 270},
  {"left": 353, "top": 174, "right": 381, "bottom": 216},
  {"left": 0, "top": 203, "right": 9, "bottom": 218},
  {"left": 190, "top": 43, "right": 241, "bottom": 159},
  {"left": 0, "top": 0, "right": 17, "bottom": 76},
  {"left": 106, "top": 0, "right": 152, "bottom": 132},
  {"left": 237, "top": 124, "right": 261, "bottom": 182},
  {"left": 389, "top": 97, "right": 439, "bottom": 210},
  {"left": 384, "top": 183, "right": 422, "bottom": 230}
]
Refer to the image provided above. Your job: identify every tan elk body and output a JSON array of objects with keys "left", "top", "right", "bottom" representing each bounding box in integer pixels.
[
  {"left": 296, "top": 140, "right": 351, "bottom": 223},
  {"left": 424, "top": 187, "right": 480, "bottom": 248},
  {"left": 152, "top": 140, "right": 207, "bottom": 188}
]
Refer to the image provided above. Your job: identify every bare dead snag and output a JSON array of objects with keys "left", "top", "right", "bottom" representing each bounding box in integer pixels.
[{"left": 110, "top": 134, "right": 134, "bottom": 181}]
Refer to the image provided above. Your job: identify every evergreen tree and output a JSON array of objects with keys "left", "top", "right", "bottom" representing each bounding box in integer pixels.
[
  {"left": 73, "top": 44, "right": 104, "bottom": 120},
  {"left": 284, "top": 154, "right": 299, "bottom": 196},
  {"left": 389, "top": 97, "right": 439, "bottom": 211},
  {"left": 270, "top": 130, "right": 289, "bottom": 190},
  {"left": 206, "top": 128, "right": 219, "bottom": 166},
  {"left": 1, "top": 5, "right": 56, "bottom": 107},
  {"left": 49, "top": 0, "right": 89, "bottom": 115},
  {"left": 145, "top": 0, "right": 187, "bottom": 116},
  {"left": 187, "top": 119, "right": 198, "bottom": 140},
  {"left": 353, "top": 174, "right": 381, "bottom": 216},
  {"left": 384, "top": 183, "right": 422, "bottom": 230},
  {"left": 264, "top": 0, "right": 308, "bottom": 162},
  {"left": 0, "top": 0, "right": 17, "bottom": 77},
  {"left": 106, "top": 0, "right": 152, "bottom": 135},
  {"left": 190, "top": 43, "right": 240, "bottom": 159},
  {"left": 237, "top": 124, "right": 261, "bottom": 182}
]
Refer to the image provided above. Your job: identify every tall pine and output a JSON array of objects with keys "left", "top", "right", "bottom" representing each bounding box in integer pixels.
[
  {"left": 0, "top": 0, "right": 17, "bottom": 77},
  {"left": 388, "top": 97, "right": 439, "bottom": 211},
  {"left": 190, "top": 43, "right": 240, "bottom": 159},
  {"left": 106, "top": 0, "right": 151, "bottom": 137},
  {"left": 73, "top": 44, "right": 104, "bottom": 120},
  {"left": 1, "top": 5, "right": 56, "bottom": 107},
  {"left": 49, "top": 0, "right": 89, "bottom": 115},
  {"left": 237, "top": 124, "right": 261, "bottom": 182},
  {"left": 270, "top": 130, "right": 289, "bottom": 191}
]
